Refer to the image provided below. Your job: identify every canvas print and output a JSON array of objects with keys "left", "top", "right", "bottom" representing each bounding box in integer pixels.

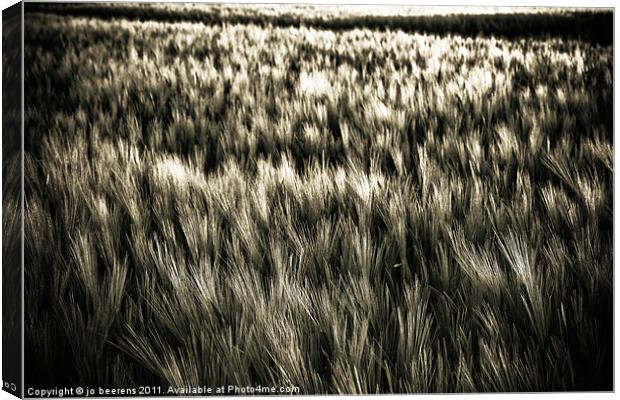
[{"left": 2, "top": 2, "right": 614, "bottom": 396}]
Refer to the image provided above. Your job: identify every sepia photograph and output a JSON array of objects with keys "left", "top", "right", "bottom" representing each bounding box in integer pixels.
[{"left": 1, "top": 0, "right": 614, "bottom": 396}]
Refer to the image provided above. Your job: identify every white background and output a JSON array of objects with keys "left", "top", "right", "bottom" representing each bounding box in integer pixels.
[{"left": 0, "top": 0, "right": 616, "bottom": 399}]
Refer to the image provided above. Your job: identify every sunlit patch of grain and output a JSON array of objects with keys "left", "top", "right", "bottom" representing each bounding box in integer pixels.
[{"left": 298, "top": 71, "right": 332, "bottom": 97}]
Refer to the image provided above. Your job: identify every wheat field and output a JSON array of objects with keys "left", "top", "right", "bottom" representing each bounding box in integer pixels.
[{"left": 12, "top": 4, "right": 613, "bottom": 394}]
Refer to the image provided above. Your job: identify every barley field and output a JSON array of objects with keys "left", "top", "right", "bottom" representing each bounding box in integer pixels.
[{"left": 15, "top": 4, "right": 613, "bottom": 394}]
